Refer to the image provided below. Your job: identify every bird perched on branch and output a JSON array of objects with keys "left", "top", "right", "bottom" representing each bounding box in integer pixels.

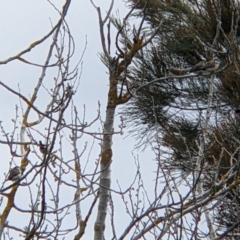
[
  {"left": 7, "top": 166, "right": 22, "bottom": 181},
  {"left": 39, "top": 141, "right": 48, "bottom": 154},
  {"left": 166, "top": 67, "right": 187, "bottom": 76},
  {"left": 189, "top": 58, "right": 220, "bottom": 74}
]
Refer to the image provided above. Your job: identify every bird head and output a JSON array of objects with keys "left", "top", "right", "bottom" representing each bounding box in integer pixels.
[{"left": 213, "top": 57, "right": 221, "bottom": 65}]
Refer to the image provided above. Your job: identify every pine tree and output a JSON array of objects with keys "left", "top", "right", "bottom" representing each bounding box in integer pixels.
[{"left": 123, "top": 0, "right": 240, "bottom": 238}]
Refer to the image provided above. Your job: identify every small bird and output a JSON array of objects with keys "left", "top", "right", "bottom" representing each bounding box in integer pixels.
[
  {"left": 190, "top": 58, "right": 220, "bottom": 73},
  {"left": 189, "top": 60, "right": 207, "bottom": 72},
  {"left": 203, "top": 58, "right": 220, "bottom": 73},
  {"left": 39, "top": 141, "right": 48, "bottom": 154},
  {"left": 166, "top": 67, "right": 187, "bottom": 76},
  {"left": 7, "top": 166, "right": 22, "bottom": 181}
]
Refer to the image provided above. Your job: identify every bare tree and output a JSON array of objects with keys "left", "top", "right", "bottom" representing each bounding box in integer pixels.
[
  {"left": 0, "top": 1, "right": 91, "bottom": 239},
  {"left": 0, "top": 0, "right": 163, "bottom": 239}
]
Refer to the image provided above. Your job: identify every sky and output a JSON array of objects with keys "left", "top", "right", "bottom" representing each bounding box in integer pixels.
[{"left": 0, "top": 0, "right": 159, "bottom": 239}]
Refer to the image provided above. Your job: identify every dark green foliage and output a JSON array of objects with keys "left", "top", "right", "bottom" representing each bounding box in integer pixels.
[
  {"left": 123, "top": 0, "right": 240, "bottom": 149},
  {"left": 121, "top": 0, "right": 240, "bottom": 236}
]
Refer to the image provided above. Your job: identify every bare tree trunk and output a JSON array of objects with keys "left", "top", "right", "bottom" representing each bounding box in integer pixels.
[
  {"left": 94, "top": 60, "right": 118, "bottom": 239},
  {"left": 91, "top": 1, "right": 161, "bottom": 237}
]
